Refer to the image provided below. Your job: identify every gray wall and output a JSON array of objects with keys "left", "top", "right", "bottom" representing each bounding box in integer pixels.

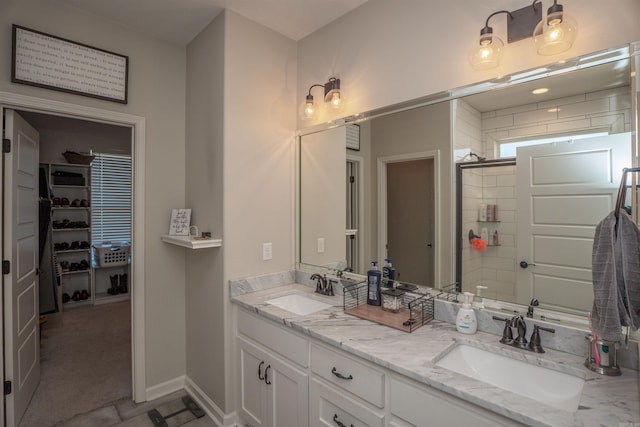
[{"left": 1, "top": 0, "right": 187, "bottom": 397}]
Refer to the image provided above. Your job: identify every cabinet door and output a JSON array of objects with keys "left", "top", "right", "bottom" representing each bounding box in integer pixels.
[
  {"left": 238, "top": 336, "right": 309, "bottom": 427},
  {"left": 238, "top": 337, "right": 269, "bottom": 427},
  {"left": 267, "top": 352, "right": 309, "bottom": 427}
]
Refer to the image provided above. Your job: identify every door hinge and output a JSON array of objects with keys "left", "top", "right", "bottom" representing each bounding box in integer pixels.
[
  {"left": 3, "top": 381, "right": 11, "bottom": 395},
  {"left": 350, "top": 175, "right": 355, "bottom": 183},
  {"left": 3, "top": 138, "right": 10, "bottom": 153},
  {"left": 2, "top": 260, "right": 10, "bottom": 275}
]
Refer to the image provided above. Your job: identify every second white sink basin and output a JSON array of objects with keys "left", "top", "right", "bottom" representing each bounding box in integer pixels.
[
  {"left": 436, "top": 344, "right": 585, "bottom": 412},
  {"left": 265, "top": 294, "right": 333, "bottom": 316}
]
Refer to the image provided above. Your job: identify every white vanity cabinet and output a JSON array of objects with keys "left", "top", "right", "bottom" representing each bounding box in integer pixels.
[
  {"left": 236, "top": 309, "right": 309, "bottom": 427},
  {"left": 388, "top": 376, "right": 524, "bottom": 427},
  {"left": 235, "top": 304, "right": 526, "bottom": 427}
]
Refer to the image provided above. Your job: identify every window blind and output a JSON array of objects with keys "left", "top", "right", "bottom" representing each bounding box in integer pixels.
[{"left": 91, "top": 153, "right": 132, "bottom": 245}]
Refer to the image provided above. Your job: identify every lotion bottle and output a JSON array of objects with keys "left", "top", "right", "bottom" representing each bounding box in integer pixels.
[{"left": 456, "top": 292, "right": 477, "bottom": 334}]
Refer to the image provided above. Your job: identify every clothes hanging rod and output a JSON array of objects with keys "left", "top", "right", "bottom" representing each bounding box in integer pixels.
[{"left": 623, "top": 167, "right": 640, "bottom": 172}]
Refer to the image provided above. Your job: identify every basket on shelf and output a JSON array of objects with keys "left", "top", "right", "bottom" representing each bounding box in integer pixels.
[
  {"left": 94, "top": 243, "right": 130, "bottom": 267},
  {"left": 63, "top": 151, "right": 95, "bottom": 165}
]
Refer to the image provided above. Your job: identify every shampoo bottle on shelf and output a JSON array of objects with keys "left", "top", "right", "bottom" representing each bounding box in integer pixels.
[
  {"left": 382, "top": 258, "right": 396, "bottom": 288},
  {"left": 367, "top": 261, "right": 382, "bottom": 306},
  {"left": 456, "top": 292, "right": 477, "bottom": 334}
]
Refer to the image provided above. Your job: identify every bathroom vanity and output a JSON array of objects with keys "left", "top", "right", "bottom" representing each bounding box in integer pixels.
[{"left": 230, "top": 277, "right": 640, "bottom": 427}]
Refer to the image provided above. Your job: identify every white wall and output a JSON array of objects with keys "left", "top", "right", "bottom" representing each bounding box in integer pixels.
[
  {"left": 185, "top": 10, "right": 297, "bottom": 419},
  {"left": 297, "top": 0, "right": 640, "bottom": 128},
  {"left": 0, "top": 0, "right": 187, "bottom": 396},
  {"left": 184, "top": 10, "right": 226, "bottom": 413}
]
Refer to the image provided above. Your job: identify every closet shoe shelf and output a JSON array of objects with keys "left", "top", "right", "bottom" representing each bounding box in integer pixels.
[{"left": 161, "top": 234, "right": 222, "bottom": 249}]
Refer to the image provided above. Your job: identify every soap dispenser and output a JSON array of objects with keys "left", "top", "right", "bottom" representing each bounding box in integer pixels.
[
  {"left": 456, "top": 292, "right": 477, "bottom": 334},
  {"left": 367, "top": 261, "right": 382, "bottom": 306}
]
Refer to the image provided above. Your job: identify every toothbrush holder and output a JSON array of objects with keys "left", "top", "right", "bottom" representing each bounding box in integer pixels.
[{"left": 585, "top": 335, "right": 621, "bottom": 376}]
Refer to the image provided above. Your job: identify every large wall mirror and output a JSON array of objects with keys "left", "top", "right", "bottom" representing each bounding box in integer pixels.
[{"left": 297, "top": 42, "right": 639, "bottom": 319}]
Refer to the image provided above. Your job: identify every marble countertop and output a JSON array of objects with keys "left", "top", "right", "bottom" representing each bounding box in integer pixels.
[{"left": 230, "top": 282, "right": 640, "bottom": 427}]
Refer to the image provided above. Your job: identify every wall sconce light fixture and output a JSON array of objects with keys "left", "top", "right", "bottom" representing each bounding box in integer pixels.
[
  {"left": 302, "top": 77, "right": 342, "bottom": 120},
  {"left": 469, "top": 1, "right": 577, "bottom": 70},
  {"left": 533, "top": 0, "right": 578, "bottom": 55}
]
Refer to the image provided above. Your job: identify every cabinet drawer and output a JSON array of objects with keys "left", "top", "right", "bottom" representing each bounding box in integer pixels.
[
  {"left": 311, "top": 343, "right": 385, "bottom": 408},
  {"left": 389, "top": 376, "right": 523, "bottom": 427},
  {"left": 310, "top": 378, "right": 384, "bottom": 427},
  {"left": 237, "top": 309, "right": 309, "bottom": 367}
]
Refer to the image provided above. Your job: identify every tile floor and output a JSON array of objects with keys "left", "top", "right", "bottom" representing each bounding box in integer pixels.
[{"left": 55, "top": 390, "right": 217, "bottom": 427}]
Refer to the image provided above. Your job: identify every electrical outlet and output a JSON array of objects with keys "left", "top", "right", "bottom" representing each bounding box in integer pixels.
[
  {"left": 262, "top": 242, "right": 272, "bottom": 260},
  {"left": 317, "top": 238, "right": 325, "bottom": 253}
]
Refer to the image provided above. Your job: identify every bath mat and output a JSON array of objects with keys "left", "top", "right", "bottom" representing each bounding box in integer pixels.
[{"left": 147, "top": 395, "right": 205, "bottom": 427}]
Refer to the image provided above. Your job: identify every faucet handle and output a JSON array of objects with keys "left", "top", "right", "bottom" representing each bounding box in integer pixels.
[
  {"left": 528, "top": 325, "right": 555, "bottom": 353},
  {"left": 492, "top": 316, "right": 513, "bottom": 344}
]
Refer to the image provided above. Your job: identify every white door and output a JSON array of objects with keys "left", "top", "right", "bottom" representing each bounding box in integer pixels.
[
  {"left": 3, "top": 109, "right": 40, "bottom": 427},
  {"left": 516, "top": 133, "right": 630, "bottom": 312}
]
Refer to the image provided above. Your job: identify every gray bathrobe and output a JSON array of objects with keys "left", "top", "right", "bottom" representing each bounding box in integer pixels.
[{"left": 591, "top": 210, "right": 640, "bottom": 342}]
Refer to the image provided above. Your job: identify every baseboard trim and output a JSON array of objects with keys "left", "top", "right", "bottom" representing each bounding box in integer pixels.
[
  {"left": 145, "top": 375, "right": 186, "bottom": 402},
  {"left": 184, "top": 376, "right": 239, "bottom": 427}
]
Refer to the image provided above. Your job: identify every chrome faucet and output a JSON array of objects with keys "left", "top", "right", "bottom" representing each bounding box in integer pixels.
[
  {"left": 311, "top": 273, "right": 334, "bottom": 296},
  {"left": 492, "top": 315, "right": 555, "bottom": 353},
  {"left": 526, "top": 298, "right": 539, "bottom": 318}
]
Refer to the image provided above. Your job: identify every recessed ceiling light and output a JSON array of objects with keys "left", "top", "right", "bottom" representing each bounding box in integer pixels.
[{"left": 532, "top": 88, "right": 549, "bottom": 95}]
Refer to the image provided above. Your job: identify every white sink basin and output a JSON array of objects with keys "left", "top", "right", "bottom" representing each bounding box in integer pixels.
[
  {"left": 265, "top": 294, "right": 333, "bottom": 316},
  {"left": 436, "top": 344, "right": 584, "bottom": 412}
]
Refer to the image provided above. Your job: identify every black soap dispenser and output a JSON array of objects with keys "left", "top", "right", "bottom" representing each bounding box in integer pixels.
[{"left": 367, "top": 261, "right": 382, "bottom": 306}]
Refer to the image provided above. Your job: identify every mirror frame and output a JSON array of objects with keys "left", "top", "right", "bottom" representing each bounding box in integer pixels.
[{"left": 296, "top": 41, "right": 640, "bottom": 322}]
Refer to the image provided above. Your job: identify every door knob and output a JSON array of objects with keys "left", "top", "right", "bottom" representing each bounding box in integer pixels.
[
  {"left": 519, "top": 261, "right": 536, "bottom": 269},
  {"left": 427, "top": 243, "right": 433, "bottom": 247}
]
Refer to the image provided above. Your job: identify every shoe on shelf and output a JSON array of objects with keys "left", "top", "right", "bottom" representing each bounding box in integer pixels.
[
  {"left": 118, "top": 273, "right": 128, "bottom": 294},
  {"left": 79, "top": 260, "right": 89, "bottom": 270},
  {"left": 80, "top": 289, "right": 89, "bottom": 300},
  {"left": 71, "top": 198, "right": 81, "bottom": 207},
  {"left": 70, "top": 241, "right": 80, "bottom": 250},
  {"left": 80, "top": 241, "right": 90, "bottom": 249},
  {"left": 71, "top": 291, "right": 81, "bottom": 301},
  {"left": 80, "top": 199, "right": 90, "bottom": 207},
  {"left": 59, "top": 261, "right": 70, "bottom": 271},
  {"left": 52, "top": 197, "right": 61, "bottom": 207},
  {"left": 62, "top": 293, "right": 71, "bottom": 303},
  {"left": 60, "top": 197, "right": 70, "bottom": 207}
]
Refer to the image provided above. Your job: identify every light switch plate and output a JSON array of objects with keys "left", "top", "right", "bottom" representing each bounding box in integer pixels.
[
  {"left": 317, "top": 238, "right": 325, "bottom": 253},
  {"left": 262, "top": 242, "right": 272, "bottom": 260}
]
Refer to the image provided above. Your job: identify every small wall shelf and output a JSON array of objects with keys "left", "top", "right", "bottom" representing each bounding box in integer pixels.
[{"left": 161, "top": 234, "right": 222, "bottom": 249}]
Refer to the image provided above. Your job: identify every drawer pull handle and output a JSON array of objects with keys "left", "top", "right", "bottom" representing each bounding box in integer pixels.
[
  {"left": 264, "top": 364, "right": 272, "bottom": 385},
  {"left": 333, "top": 414, "right": 353, "bottom": 427},
  {"left": 258, "top": 361, "right": 265, "bottom": 380},
  {"left": 331, "top": 367, "right": 353, "bottom": 380}
]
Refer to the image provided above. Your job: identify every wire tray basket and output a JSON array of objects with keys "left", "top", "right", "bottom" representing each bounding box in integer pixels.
[{"left": 343, "top": 282, "right": 434, "bottom": 332}]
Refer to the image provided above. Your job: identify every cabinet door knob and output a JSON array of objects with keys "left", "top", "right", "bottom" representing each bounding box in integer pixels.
[
  {"left": 264, "top": 365, "right": 272, "bottom": 385},
  {"left": 333, "top": 414, "right": 353, "bottom": 427},
  {"left": 258, "top": 361, "right": 265, "bottom": 380},
  {"left": 331, "top": 367, "right": 353, "bottom": 380}
]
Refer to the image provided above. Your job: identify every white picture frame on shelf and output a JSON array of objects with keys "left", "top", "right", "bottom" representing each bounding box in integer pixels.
[{"left": 169, "top": 209, "right": 192, "bottom": 236}]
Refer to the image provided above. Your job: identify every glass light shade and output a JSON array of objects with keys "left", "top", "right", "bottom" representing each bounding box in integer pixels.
[
  {"left": 533, "top": 11, "right": 577, "bottom": 55},
  {"left": 300, "top": 98, "right": 316, "bottom": 120},
  {"left": 326, "top": 90, "right": 342, "bottom": 110},
  {"left": 469, "top": 35, "right": 504, "bottom": 70}
]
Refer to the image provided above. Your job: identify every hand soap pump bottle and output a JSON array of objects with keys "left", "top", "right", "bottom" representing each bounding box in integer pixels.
[
  {"left": 367, "top": 261, "right": 382, "bottom": 306},
  {"left": 456, "top": 292, "right": 477, "bottom": 334}
]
